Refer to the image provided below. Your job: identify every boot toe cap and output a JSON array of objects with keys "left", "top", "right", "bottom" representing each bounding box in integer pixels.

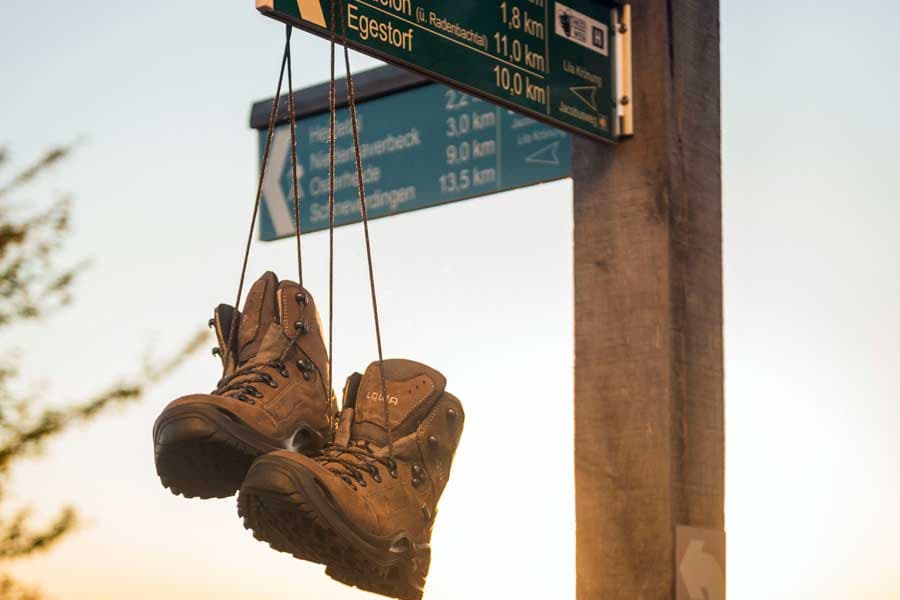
[
  {"left": 243, "top": 456, "right": 302, "bottom": 495},
  {"left": 155, "top": 414, "right": 218, "bottom": 445}
]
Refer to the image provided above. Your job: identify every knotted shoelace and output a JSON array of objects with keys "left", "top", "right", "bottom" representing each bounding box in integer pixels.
[{"left": 317, "top": 443, "right": 398, "bottom": 490}]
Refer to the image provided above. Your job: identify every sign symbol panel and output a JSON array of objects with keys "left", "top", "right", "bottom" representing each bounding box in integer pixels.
[
  {"left": 526, "top": 141, "right": 561, "bottom": 166},
  {"left": 570, "top": 85, "right": 599, "bottom": 111}
]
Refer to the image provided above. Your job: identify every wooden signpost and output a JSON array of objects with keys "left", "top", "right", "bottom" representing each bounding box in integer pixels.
[{"left": 572, "top": 1, "right": 724, "bottom": 598}]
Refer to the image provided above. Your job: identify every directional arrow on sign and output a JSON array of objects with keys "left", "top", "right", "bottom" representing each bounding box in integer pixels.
[
  {"left": 261, "top": 128, "right": 303, "bottom": 237},
  {"left": 679, "top": 539, "right": 725, "bottom": 600},
  {"left": 526, "top": 141, "right": 561, "bottom": 166},
  {"left": 570, "top": 85, "right": 599, "bottom": 112},
  {"left": 296, "top": 0, "right": 327, "bottom": 26}
]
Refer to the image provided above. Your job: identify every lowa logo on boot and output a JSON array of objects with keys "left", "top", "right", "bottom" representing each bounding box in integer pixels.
[
  {"left": 365, "top": 390, "right": 400, "bottom": 405},
  {"left": 356, "top": 373, "right": 436, "bottom": 430}
]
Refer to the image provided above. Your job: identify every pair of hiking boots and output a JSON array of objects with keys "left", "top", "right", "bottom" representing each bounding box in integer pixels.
[{"left": 152, "top": 272, "right": 464, "bottom": 600}]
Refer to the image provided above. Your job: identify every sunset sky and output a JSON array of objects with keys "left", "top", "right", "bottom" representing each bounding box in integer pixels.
[{"left": 2, "top": 0, "right": 900, "bottom": 598}]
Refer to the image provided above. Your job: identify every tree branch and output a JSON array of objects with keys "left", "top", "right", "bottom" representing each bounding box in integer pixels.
[
  {"left": 0, "top": 330, "right": 209, "bottom": 473},
  {"left": 0, "top": 146, "right": 73, "bottom": 199},
  {"left": 0, "top": 507, "right": 76, "bottom": 559}
]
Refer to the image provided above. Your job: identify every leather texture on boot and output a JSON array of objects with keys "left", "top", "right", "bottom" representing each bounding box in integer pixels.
[
  {"left": 153, "top": 272, "right": 337, "bottom": 499},
  {"left": 238, "top": 359, "right": 464, "bottom": 600}
]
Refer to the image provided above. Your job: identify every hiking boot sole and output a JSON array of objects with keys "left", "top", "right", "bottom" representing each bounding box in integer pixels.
[
  {"left": 153, "top": 403, "right": 325, "bottom": 499},
  {"left": 238, "top": 454, "right": 430, "bottom": 600}
]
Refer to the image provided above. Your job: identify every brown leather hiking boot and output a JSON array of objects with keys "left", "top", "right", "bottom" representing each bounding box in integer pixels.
[
  {"left": 237, "top": 359, "right": 464, "bottom": 600},
  {"left": 153, "top": 272, "right": 337, "bottom": 499}
]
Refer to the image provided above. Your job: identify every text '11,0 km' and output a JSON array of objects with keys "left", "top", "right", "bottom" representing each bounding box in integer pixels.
[{"left": 256, "top": 0, "right": 633, "bottom": 143}]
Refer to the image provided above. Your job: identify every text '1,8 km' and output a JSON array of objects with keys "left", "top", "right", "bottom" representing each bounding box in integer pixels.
[{"left": 256, "top": 0, "right": 634, "bottom": 144}]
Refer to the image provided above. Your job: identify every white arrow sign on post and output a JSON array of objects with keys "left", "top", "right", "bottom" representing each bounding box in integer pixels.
[{"left": 676, "top": 526, "right": 726, "bottom": 600}]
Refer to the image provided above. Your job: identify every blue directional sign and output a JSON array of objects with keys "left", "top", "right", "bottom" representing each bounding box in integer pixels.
[{"left": 257, "top": 82, "right": 572, "bottom": 241}]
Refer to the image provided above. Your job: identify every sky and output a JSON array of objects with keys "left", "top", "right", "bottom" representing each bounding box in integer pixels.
[{"left": 2, "top": 0, "right": 900, "bottom": 599}]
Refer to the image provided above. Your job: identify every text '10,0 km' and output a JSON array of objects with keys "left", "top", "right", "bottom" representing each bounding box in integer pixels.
[{"left": 256, "top": 0, "right": 633, "bottom": 143}]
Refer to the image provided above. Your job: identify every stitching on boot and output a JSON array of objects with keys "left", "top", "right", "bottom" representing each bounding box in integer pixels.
[
  {"left": 262, "top": 380, "right": 298, "bottom": 430},
  {"left": 419, "top": 407, "right": 443, "bottom": 494},
  {"left": 294, "top": 345, "right": 330, "bottom": 417}
]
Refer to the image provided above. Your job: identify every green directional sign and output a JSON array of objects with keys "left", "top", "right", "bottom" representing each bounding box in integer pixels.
[
  {"left": 255, "top": 80, "right": 572, "bottom": 241},
  {"left": 256, "top": 0, "right": 633, "bottom": 143}
]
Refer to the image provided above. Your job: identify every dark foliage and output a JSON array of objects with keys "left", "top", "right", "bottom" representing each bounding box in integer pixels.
[{"left": 0, "top": 145, "right": 207, "bottom": 597}]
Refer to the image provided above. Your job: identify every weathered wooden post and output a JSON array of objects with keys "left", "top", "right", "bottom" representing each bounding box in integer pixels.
[{"left": 572, "top": 0, "right": 725, "bottom": 598}]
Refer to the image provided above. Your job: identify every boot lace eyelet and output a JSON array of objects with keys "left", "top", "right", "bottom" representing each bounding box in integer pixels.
[
  {"left": 411, "top": 464, "right": 426, "bottom": 488},
  {"left": 211, "top": 347, "right": 221, "bottom": 356},
  {"left": 297, "top": 359, "right": 314, "bottom": 380},
  {"left": 295, "top": 292, "right": 308, "bottom": 305},
  {"left": 294, "top": 320, "right": 308, "bottom": 334},
  {"left": 208, "top": 318, "right": 215, "bottom": 328},
  {"left": 320, "top": 448, "right": 396, "bottom": 490},
  {"left": 212, "top": 360, "right": 294, "bottom": 399},
  {"left": 237, "top": 393, "right": 255, "bottom": 405}
]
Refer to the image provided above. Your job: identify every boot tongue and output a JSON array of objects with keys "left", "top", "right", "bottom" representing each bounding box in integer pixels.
[
  {"left": 242, "top": 278, "right": 322, "bottom": 367},
  {"left": 236, "top": 272, "right": 279, "bottom": 364},
  {"left": 350, "top": 359, "right": 446, "bottom": 446},
  {"left": 248, "top": 320, "right": 290, "bottom": 365}
]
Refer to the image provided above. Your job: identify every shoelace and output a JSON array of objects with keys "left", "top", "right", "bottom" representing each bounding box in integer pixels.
[
  {"left": 213, "top": 361, "right": 289, "bottom": 404},
  {"left": 213, "top": 329, "right": 311, "bottom": 405},
  {"left": 317, "top": 443, "right": 398, "bottom": 490}
]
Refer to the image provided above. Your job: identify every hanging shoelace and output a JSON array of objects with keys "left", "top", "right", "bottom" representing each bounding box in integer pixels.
[
  {"left": 221, "top": 25, "right": 304, "bottom": 401},
  {"left": 308, "top": 0, "right": 396, "bottom": 489},
  {"left": 332, "top": 0, "right": 394, "bottom": 457},
  {"left": 220, "top": 15, "right": 394, "bottom": 457},
  {"left": 326, "top": 0, "right": 338, "bottom": 446},
  {"left": 318, "top": 443, "right": 399, "bottom": 490},
  {"left": 212, "top": 329, "right": 314, "bottom": 404}
]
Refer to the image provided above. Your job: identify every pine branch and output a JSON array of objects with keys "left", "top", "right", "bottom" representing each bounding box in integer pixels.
[
  {"left": 0, "top": 138, "right": 204, "bottom": 599},
  {"left": 0, "top": 507, "right": 76, "bottom": 559},
  {"left": 0, "top": 146, "right": 73, "bottom": 200},
  {"left": 0, "top": 197, "right": 83, "bottom": 328},
  {"left": 0, "top": 330, "right": 209, "bottom": 473},
  {"left": 0, "top": 575, "right": 42, "bottom": 600}
]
